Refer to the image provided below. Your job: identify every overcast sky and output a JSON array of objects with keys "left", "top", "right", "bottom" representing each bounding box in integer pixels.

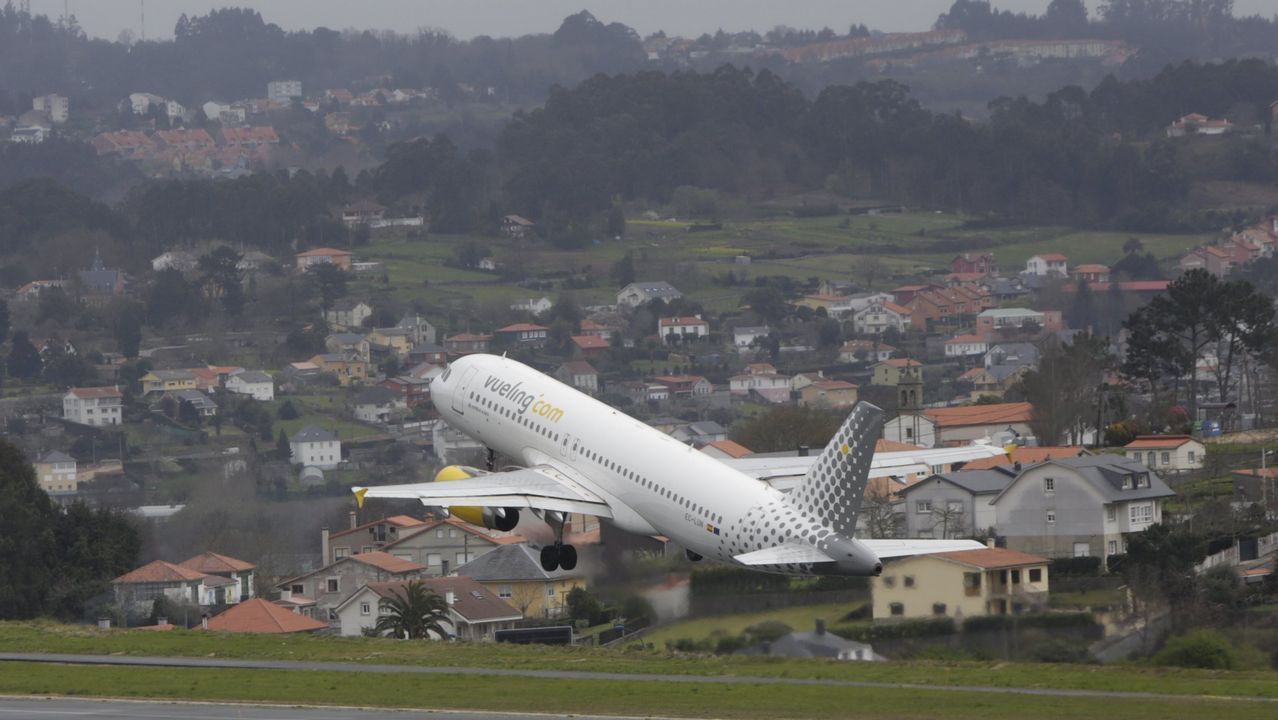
[{"left": 29, "top": 1, "right": 1278, "bottom": 42}]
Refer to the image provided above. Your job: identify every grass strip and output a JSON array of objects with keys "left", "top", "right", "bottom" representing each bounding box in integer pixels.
[{"left": 2, "top": 663, "right": 1275, "bottom": 720}]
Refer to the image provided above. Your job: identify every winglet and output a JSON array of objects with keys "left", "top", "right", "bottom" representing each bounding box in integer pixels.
[
  {"left": 353, "top": 487, "right": 368, "bottom": 508},
  {"left": 1003, "top": 443, "right": 1018, "bottom": 459}
]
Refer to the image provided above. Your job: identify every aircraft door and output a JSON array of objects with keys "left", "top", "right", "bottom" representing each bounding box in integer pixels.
[
  {"left": 560, "top": 433, "right": 578, "bottom": 461},
  {"left": 451, "top": 366, "right": 478, "bottom": 415}
]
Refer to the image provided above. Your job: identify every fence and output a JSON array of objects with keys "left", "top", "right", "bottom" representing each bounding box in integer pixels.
[{"left": 1196, "top": 530, "right": 1278, "bottom": 572}]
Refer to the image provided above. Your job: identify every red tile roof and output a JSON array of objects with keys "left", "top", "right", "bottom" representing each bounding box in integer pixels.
[
  {"left": 496, "top": 323, "right": 549, "bottom": 332},
  {"left": 296, "top": 247, "right": 352, "bottom": 258},
  {"left": 875, "top": 439, "right": 923, "bottom": 452},
  {"left": 113, "top": 560, "right": 207, "bottom": 584},
  {"left": 1123, "top": 435, "right": 1197, "bottom": 450},
  {"left": 68, "top": 386, "right": 122, "bottom": 399},
  {"left": 962, "top": 446, "right": 1085, "bottom": 470},
  {"left": 923, "top": 402, "right": 1033, "bottom": 427},
  {"left": 348, "top": 550, "right": 427, "bottom": 574},
  {"left": 179, "top": 552, "right": 256, "bottom": 574},
  {"left": 1072, "top": 264, "right": 1109, "bottom": 273},
  {"left": 933, "top": 547, "right": 1048, "bottom": 569},
  {"left": 204, "top": 598, "right": 328, "bottom": 634},
  {"left": 880, "top": 358, "right": 922, "bottom": 368},
  {"left": 330, "top": 515, "right": 429, "bottom": 541},
  {"left": 571, "top": 335, "right": 610, "bottom": 350},
  {"left": 1035, "top": 253, "right": 1068, "bottom": 261},
  {"left": 702, "top": 439, "right": 753, "bottom": 458},
  {"left": 882, "top": 301, "right": 913, "bottom": 315}
]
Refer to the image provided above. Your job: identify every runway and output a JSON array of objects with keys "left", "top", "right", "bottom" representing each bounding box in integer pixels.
[{"left": 0, "top": 697, "right": 649, "bottom": 720}]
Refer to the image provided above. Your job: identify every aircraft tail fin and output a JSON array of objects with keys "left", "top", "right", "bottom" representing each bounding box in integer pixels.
[{"left": 785, "top": 402, "right": 884, "bottom": 538}]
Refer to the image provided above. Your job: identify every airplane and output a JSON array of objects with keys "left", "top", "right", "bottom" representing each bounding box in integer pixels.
[{"left": 353, "top": 354, "right": 1007, "bottom": 576}]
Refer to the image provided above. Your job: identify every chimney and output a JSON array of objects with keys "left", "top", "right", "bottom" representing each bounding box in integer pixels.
[
  {"left": 281, "top": 588, "right": 292, "bottom": 601},
  {"left": 321, "top": 527, "right": 330, "bottom": 564},
  {"left": 445, "top": 590, "right": 456, "bottom": 605},
  {"left": 201, "top": 613, "right": 209, "bottom": 631},
  {"left": 986, "top": 538, "right": 996, "bottom": 549},
  {"left": 1013, "top": 461, "right": 1022, "bottom": 472},
  {"left": 349, "top": 510, "right": 357, "bottom": 529},
  {"left": 815, "top": 618, "right": 826, "bottom": 636}
]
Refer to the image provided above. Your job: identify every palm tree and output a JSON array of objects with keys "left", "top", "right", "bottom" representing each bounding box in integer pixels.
[{"left": 373, "top": 581, "right": 451, "bottom": 640}]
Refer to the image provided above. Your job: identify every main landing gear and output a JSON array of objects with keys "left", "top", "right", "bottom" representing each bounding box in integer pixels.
[{"left": 539, "top": 510, "right": 578, "bottom": 572}]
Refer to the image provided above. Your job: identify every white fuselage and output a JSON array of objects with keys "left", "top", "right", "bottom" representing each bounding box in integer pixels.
[{"left": 432, "top": 354, "right": 827, "bottom": 570}]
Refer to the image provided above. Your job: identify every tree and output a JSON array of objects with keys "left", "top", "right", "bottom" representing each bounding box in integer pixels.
[
  {"left": 0, "top": 298, "right": 9, "bottom": 346},
  {"left": 730, "top": 405, "right": 841, "bottom": 453},
  {"left": 606, "top": 205, "right": 626, "bottom": 238},
  {"left": 146, "top": 269, "right": 195, "bottom": 327},
  {"left": 861, "top": 485, "right": 902, "bottom": 538},
  {"left": 1019, "top": 334, "right": 1112, "bottom": 445},
  {"left": 372, "top": 581, "right": 451, "bottom": 639},
  {"left": 306, "top": 263, "right": 348, "bottom": 313},
  {"left": 611, "top": 252, "right": 636, "bottom": 287},
  {"left": 6, "top": 331, "right": 41, "bottom": 380},
  {"left": 109, "top": 300, "right": 144, "bottom": 358},
  {"left": 1065, "top": 278, "right": 1098, "bottom": 333},
  {"left": 198, "top": 246, "right": 245, "bottom": 316}
]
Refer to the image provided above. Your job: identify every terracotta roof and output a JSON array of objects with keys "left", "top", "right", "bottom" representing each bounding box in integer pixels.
[
  {"left": 946, "top": 334, "right": 985, "bottom": 344},
  {"left": 882, "top": 301, "right": 913, "bottom": 315},
  {"left": 933, "top": 547, "right": 1048, "bottom": 569},
  {"left": 571, "top": 335, "right": 609, "bottom": 349},
  {"left": 204, "top": 598, "right": 328, "bottom": 634},
  {"left": 962, "top": 446, "right": 1085, "bottom": 470},
  {"left": 113, "top": 560, "right": 207, "bottom": 584},
  {"left": 658, "top": 316, "right": 708, "bottom": 327},
  {"left": 347, "top": 551, "right": 427, "bottom": 574},
  {"left": 68, "top": 386, "right": 122, "bottom": 399},
  {"left": 702, "top": 439, "right": 753, "bottom": 458},
  {"left": 809, "top": 380, "right": 857, "bottom": 391},
  {"left": 330, "top": 515, "right": 430, "bottom": 541},
  {"left": 1035, "top": 253, "right": 1067, "bottom": 261},
  {"left": 875, "top": 439, "right": 923, "bottom": 452},
  {"left": 296, "top": 247, "right": 352, "bottom": 258},
  {"left": 880, "top": 358, "right": 921, "bottom": 368},
  {"left": 923, "top": 402, "right": 1033, "bottom": 427},
  {"left": 1072, "top": 264, "right": 1109, "bottom": 273},
  {"left": 382, "top": 517, "right": 526, "bottom": 550},
  {"left": 446, "top": 333, "right": 492, "bottom": 342},
  {"left": 1124, "top": 435, "right": 1197, "bottom": 450},
  {"left": 179, "top": 552, "right": 256, "bottom": 574},
  {"left": 496, "top": 323, "right": 549, "bottom": 332}
]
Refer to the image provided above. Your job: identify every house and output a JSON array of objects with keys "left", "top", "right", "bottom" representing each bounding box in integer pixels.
[
  {"left": 651, "top": 375, "right": 713, "bottom": 397},
  {"left": 187, "top": 366, "right": 243, "bottom": 392},
  {"left": 952, "top": 253, "right": 996, "bottom": 276},
  {"left": 445, "top": 333, "right": 492, "bottom": 356},
  {"left": 394, "top": 314, "right": 437, "bottom": 346},
  {"left": 220, "top": 126, "right": 280, "bottom": 148},
  {"left": 975, "top": 308, "right": 1062, "bottom": 340},
  {"left": 309, "top": 352, "right": 367, "bottom": 386},
  {"left": 353, "top": 386, "right": 407, "bottom": 424},
  {"left": 63, "top": 386, "right": 123, "bottom": 426},
  {"left": 325, "top": 299, "right": 373, "bottom": 330},
  {"left": 32, "top": 93, "right": 69, "bottom": 124},
  {"left": 79, "top": 251, "right": 126, "bottom": 295},
  {"left": 571, "top": 335, "right": 610, "bottom": 358},
  {"left": 112, "top": 560, "right": 219, "bottom": 614},
  {"left": 961, "top": 445, "right": 1088, "bottom": 471},
  {"left": 899, "top": 468, "right": 1017, "bottom": 538},
  {"left": 737, "top": 619, "right": 881, "bottom": 661},
  {"left": 1070, "top": 264, "right": 1110, "bottom": 283},
  {"left": 367, "top": 327, "right": 415, "bottom": 360},
  {"left": 340, "top": 199, "right": 386, "bottom": 227},
  {"left": 1123, "top": 435, "right": 1205, "bottom": 472},
  {"left": 162, "top": 389, "right": 217, "bottom": 418},
  {"left": 884, "top": 402, "right": 1033, "bottom": 448},
  {"left": 1024, "top": 254, "right": 1068, "bottom": 277},
  {"left": 326, "top": 332, "right": 371, "bottom": 362},
  {"left": 658, "top": 316, "right": 709, "bottom": 344},
  {"left": 555, "top": 361, "right": 599, "bottom": 395},
  {"left": 905, "top": 287, "right": 992, "bottom": 331},
  {"left": 225, "top": 371, "right": 275, "bottom": 401},
  {"left": 501, "top": 214, "right": 536, "bottom": 238},
  {"left": 510, "top": 297, "right": 553, "bottom": 316},
  {"left": 1167, "top": 113, "right": 1231, "bottom": 137},
  {"left": 871, "top": 359, "right": 922, "bottom": 387},
  {"left": 990, "top": 455, "right": 1176, "bottom": 559},
  {"left": 204, "top": 598, "right": 328, "bottom": 634},
  {"left": 958, "top": 364, "right": 1028, "bottom": 400},
  {"left": 324, "top": 515, "right": 430, "bottom": 563},
  {"left": 179, "top": 553, "right": 255, "bottom": 604},
  {"left": 268, "top": 80, "right": 303, "bottom": 102},
  {"left": 141, "top": 370, "right": 197, "bottom": 395},
  {"left": 35, "top": 450, "right": 78, "bottom": 494},
  {"left": 701, "top": 439, "right": 754, "bottom": 459},
  {"left": 334, "top": 577, "right": 522, "bottom": 639},
  {"left": 1179, "top": 246, "right": 1232, "bottom": 277},
  {"left": 380, "top": 375, "right": 432, "bottom": 408},
  {"left": 799, "top": 380, "right": 859, "bottom": 408},
  {"left": 296, "top": 247, "right": 353, "bottom": 272},
  {"left": 729, "top": 372, "right": 791, "bottom": 397},
  {"left": 733, "top": 326, "right": 771, "bottom": 348},
  {"left": 155, "top": 128, "right": 216, "bottom": 152},
  {"left": 944, "top": 335, "right": 988, "bottom": 359},
  {"left": 327, "top": 516, "right": 519, "bottom": 573},
  {"left": 579, "top": 319, "right": 617, "bottom": 340},
  {"left": 15, "top": 279, "right": 66, "bottom": 302},
  {"left": 852, "top": 301, "right": 911, "bottom": 335},
  {"left": 455, "top": 544, "right": 584, "bottom": 619},
  {"left": 873, "top": 547, "right": 1050, "bottom": 620},
  {"left": 407, "top": 342, "right": 448, "bottom": 366},
  {"left": 151, "top": 250, "right": 197, "bottom": 272},
  {"left": 494, "top": 323, "right": 549, "bottom": 348},
  {"left": 284, "top": 361, "right": 323, "bottom": 386},
  {"left": 617, "top": 281, "right": 682, "bottom": 307},
  {"left": 277, "top": 551, "right": 428, "bottom": 623},
  {"left": 291, "top": 426, "right": 342, "bottom": 469},
  {"left": 670, "top": 421, "right": 729, "bottom": 446},
  {"left": 839, "top": 340, "right": 896, "bottom": 364},
  {"left": 984, "top": 343, "right": 1040, "bottom": 370}
]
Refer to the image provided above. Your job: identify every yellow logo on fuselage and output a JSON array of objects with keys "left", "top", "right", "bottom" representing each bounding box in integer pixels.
[{"left": 482, "top": 375, "right": 565, "bottom": 423}]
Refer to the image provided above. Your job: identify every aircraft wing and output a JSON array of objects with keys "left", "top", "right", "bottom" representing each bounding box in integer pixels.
[
  {"left": 734, "top": 542, "right": 834, "bottom": 566},
  {"left": 353, "top": 466, "right": 614, "bottom": 518},
  {"left": 860, "top": 538, "right": 987, "bottom": 559},
  {"left": 723, "top": 443, "right": 1011, "bottom": 483}
]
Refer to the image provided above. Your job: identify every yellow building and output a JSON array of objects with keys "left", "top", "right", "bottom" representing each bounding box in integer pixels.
[
  {"left": 140, "top": 369, "right": 198, "bottom": 394},
  {"left": 309, "top": 352, "right": 368, "bottom": 386},
  {"left": 455, "top": 544, "right": 584, "bottom": 619},
  {"left": 872, "top": 547, "right": 1049, "bottom": 621},
  {"left": 870, "top": 358, "right": 922, "bottom": 387},
  {"left": 34, "top": 450, "right": 78, "bottom": 494},
  {"left": 367, "top": 327, "right": 414, "bottom": 359}
]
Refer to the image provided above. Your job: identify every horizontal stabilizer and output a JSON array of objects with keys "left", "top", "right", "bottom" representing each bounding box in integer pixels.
[
  {"left": 860, "top": 538, "right": 986, "bottom": 559},
  {"left": 734, "top": 542, "right": 833, "bottom": 566}
]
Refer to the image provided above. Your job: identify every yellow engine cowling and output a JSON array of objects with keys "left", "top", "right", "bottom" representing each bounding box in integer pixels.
[{"left": 435, "top": 465, "right": 519, "bottom": 531}]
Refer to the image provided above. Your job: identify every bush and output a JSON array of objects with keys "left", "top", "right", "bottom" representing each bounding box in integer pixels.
[
  {"left": 277, "top": 399, "right": 300, "bottom": 420},
  {"left": 714, "top": 634, "right": 749, "bottom": 655},
  {"left": 836, "top": 617, "right": 955, "bottom": 642},
  {"left": 1152, "top": 629, "right": 1237, "bottom": 669},
  {"left": 743, "top": 620, "right": 792, "bottom": 643},
  {"left": 841, "top": 603, "right": 871, "bottom": 622},
  {"left": 965, "top": 613, "right": 1096, "bottom": 632},
  {"left": 1049, "top": 556, "right": 1102, "bottom": 577}
]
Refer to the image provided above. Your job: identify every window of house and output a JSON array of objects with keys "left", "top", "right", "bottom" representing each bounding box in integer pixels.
[
  {"left": 436, "top": 528, "right": 445, "bottom": 538},
  {"left": 1188, "top": 451, "right": 1196, "bottom": 463},
  {"left": 1044, "top": 477, "right": 1055, "bottom": 493},
  {"left": 360, "top": 602, "right": 370, "bottom": 616},
  {"left": 1122, "top": 475, "right": 1133, "bottom": 489},
  {"left": 427, "top": 553, "right": 442, "bottom": 567},
  {"left": 1029, "top": 568, "right": 1042, "bottom": 583},
  {"left": 1146, "top": 451, "right": 1155, "bottom": 467},
  {"left": 546, "top": 582, "right": 555, "bottom": 597},
  {"left": 1137, "top": 474, "right": 1150, "bottom": 488},
  {"left": 883, "top": 576, "right": 896, "bottom": 588},
  {"left": 1011, "top": 569, "right": 1021, "bottom": 584},
  {"left": 904, "top": 576, "right": 915, "bottom": 588},
  {"left": 1073, "top": 542, "right": 1090, "bottom": 557},
  {"left": 1108, "top": 540, "right": 1118, "bottom": 556},
  {"left": 889, "top": 602, "right": 904, "bottom": 616},
  {"left": 1160, "top": 452, "right": 1170, "bottom": 465},
  {"left": 498, "top": 584, "right": 512, "bottom": 599},
  {"left": 905, "top": 428, "right": 914, "bottom": 439},
  {"left": 1130, "top": 503, "right": 1153, "bottom": 524},
  {"left": 1106, "top": 506, "right": 1116, "bottom": 522},
  {"left": 1046, "top": 511, "right": 1056, "bottom": 524},
  {"left": 290, "top": 584, "right": 304, "bottom": 595},
  {"left": 915, "top": 500, "right": 932, "bottom": 514},
  {"left": 326, "top": 578, "right": 339, "bottom": 593},
  {"left": 334, "top": 547, "right": 350, "bottom": 559},
  {"left": 947, "top": 500, "right": 963, "bottom": 514}
]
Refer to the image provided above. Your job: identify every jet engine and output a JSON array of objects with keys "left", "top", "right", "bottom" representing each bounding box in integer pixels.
[{"left": 434, "top": 465, "right": 520, "bottom": 531}]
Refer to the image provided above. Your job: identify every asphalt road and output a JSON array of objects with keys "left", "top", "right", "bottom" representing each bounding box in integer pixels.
[{"left": 0, "top": 697, "right": 640, "bottom": 720}]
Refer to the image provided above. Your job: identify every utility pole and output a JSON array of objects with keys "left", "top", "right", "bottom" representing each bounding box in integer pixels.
[{"left": 139, "top": 0, "right": 145, "bottom": 42}]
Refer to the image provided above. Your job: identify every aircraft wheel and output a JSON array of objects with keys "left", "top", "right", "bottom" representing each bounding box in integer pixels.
[
  {"left": 540, "top": 544, "right": 560, "bottom": 572},
  {"left": 558, "top": 545, "right": 578, "bottom": 571}
]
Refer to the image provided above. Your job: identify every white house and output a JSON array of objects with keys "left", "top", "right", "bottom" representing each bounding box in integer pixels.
[
  {"left": 729, "top": 373, "right": 792, "bottom": 397},
  {"left": 1024, "top": 254, "right": 1068, "bottom": 277},
  {"left": 944, "top": 334, "right": 989, "bottom": 359},
  {"left": 291, "top": 426, "right": 342, "bottom": 469},
  {"left": 63, "top": 386, "right": 123, "bottom": 427},
  {"left": 883, "top": 402, "right": 1033, "bottom": 448},
  {"left": 326, "top": 299, "right": 373, "bottom": 331},
  {"left": 617, "top": 281, "right": 682, "bottom": 307},
  {"left": 554, "top": 361, "right": 599, "bottom": 395},
  {"left": 658, "top": 315, "right": 709, "bottom": 344},
  {"left": 839, "top": 340, "right": 896, "bottom": 364},
  {"left": 733, "top": 326, "right": 770, "bottom": 348},
  {"left": 128, "top": 92, "right": 164, "bottom": 115},
  {"left": 151, "top": 250, "right": 197, "bottom": 272},
  {"left": 334, "top": 576, "right": 521, "bottom": 640},
  {"left": 225, "top": 371, "right": 275, "bottom": 401},
  {"left": 510, "top": 297, "right": 553, "bottom": 316},
  {"left": 32, "top": 94, "right": 69, "bottom": 124},
  {"left": 353, "top": 386, "right": 407, "bottom": 424},
  {"left": 1123, "top": 435, "right": 1205, "bottom": 473},
  {"left": 267, "top": 80, "right": 303, "bottom": 103},
  {"left": 852, "top": 301, "right": 911, "bottom": 335}
]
